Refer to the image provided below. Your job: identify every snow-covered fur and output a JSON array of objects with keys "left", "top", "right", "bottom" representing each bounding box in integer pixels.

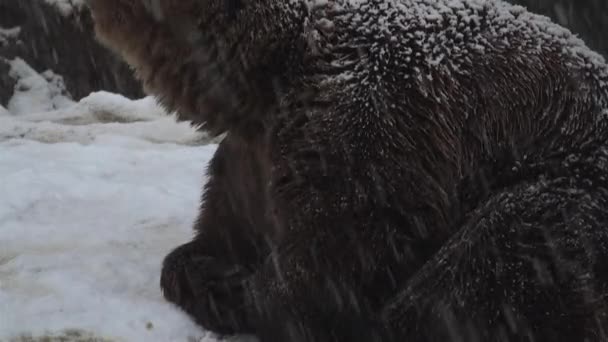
[{"left": 89, "top": 0, "right": 608, "bottom": 341}]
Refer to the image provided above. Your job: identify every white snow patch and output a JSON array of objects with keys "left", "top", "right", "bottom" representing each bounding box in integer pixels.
[
  {"left": 7, "top": 58, "right": 75, "bottom": 115},
  {"left": 43, "top": 0, "right": 85, "bottom": 16},
  {"left": 0, "top": 139, "right": 216, "bottom": 342},
  {"left": 17, "top": 91, "right": 174, "bottom": 124},
  {"left": 0, "top": 60, "right": 247, "bottom": 341},
  {"left": 2, "top": 60, "right": 210, "bottom": 145},
  {"left": 0, "top": 91, "right": 207, "bottom": 145},
  {"left": 0, "top": 116, "right": 207, "bottom": 146}
]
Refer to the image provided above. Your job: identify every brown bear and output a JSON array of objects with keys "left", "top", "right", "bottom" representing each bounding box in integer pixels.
[{"left": 87, "top": 0, "right": 608, "bottom": 341}]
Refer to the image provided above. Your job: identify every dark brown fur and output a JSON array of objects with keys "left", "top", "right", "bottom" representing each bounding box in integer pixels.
[{"left": 88, "top": 0, "right": 608, "bottom": 341}]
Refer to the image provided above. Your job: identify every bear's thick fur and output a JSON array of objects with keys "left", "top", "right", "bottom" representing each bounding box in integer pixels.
[{"left": 88, "top": 0, "right": 608, "bottom": 341}]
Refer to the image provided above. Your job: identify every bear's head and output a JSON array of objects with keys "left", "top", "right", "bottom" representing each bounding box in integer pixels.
[{"left": 87, "top": 0, "right": 300, "bottom": 135}]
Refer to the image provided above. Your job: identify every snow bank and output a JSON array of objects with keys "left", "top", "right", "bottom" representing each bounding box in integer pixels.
[
  {"left": 0, "top": 60, "right": 246, "bottom": 341},
  {"left": 0, "top": 91, "right": 207, "bottom": 146},
  {"left": 7, "top": 58, "right": 74, "bottom": 115},
  {"left": 2, "top": 58, "right": 209, "bottom": 146}
]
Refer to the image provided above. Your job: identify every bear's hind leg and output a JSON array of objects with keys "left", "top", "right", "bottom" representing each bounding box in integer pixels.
[
  {"left": 245, "top": 240, "right": 395, "bottom": 342},
  {"left": 161, "top": 240, "right": 254, "bottom": 334},
  {"left": 385, "top": 177, "right": 608, "bottom": 342}
]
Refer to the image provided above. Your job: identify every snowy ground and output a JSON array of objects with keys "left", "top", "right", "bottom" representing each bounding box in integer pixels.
[{"left": 0, "top": 59, "right": 249, "bottom": 341}]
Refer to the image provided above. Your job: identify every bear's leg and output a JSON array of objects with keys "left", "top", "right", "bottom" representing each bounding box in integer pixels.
[
  {"left": 384, "top": 177, "right": 608, "bottom": 342},
  {"left": 161, "top": 136, "right": 270, "bottom": 335},
  {"left": 161, "top": 239, "right": 254, "bottom": 334},
  {"left": 245, "top": 238, "right": 395, "bottom": 342}
]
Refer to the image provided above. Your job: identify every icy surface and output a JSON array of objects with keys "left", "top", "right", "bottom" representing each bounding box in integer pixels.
[{"left": 0, "top": 62, "right": 248, "bottom": 341}]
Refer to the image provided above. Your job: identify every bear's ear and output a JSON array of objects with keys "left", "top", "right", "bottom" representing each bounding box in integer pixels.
[{"left": 225, "top": 0, "right": 243, "bottom": 20}]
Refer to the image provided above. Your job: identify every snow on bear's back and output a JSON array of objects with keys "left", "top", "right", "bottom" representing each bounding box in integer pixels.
[{"left": 319, "top": 0, "right": 608, "bottom": 95}]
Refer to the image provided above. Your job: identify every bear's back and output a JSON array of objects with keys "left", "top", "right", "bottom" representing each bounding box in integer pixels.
[
  {"left": 290, "top": 0, "right": 608, "bottom": 239},
  {"left": 308, "top": 0, "right": 607, "bottom": 96},
  {"left": 302, "top": 0, "right": 608, "bottom": 153}
]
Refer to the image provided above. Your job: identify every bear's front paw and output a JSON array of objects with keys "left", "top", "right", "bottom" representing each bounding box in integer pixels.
[{"left": 160, "top": 244, "right": 253, "bottom": 334}]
